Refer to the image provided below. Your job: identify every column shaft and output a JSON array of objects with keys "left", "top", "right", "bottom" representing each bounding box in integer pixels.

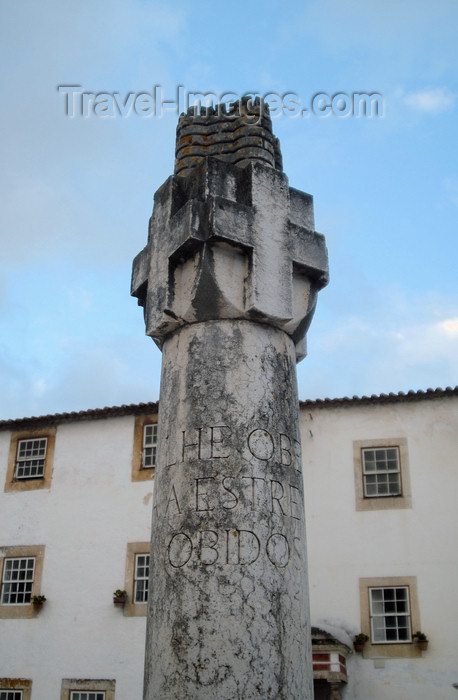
[{"left": 144, "top": 319, "right": 313, "bottom": 699}]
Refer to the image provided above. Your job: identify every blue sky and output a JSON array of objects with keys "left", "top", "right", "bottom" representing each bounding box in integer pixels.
[{"left": 1, "top": 0, "right": 457, "bottom": 420}]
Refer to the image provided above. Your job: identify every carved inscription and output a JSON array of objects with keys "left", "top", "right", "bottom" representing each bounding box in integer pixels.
[
  {"left": 162, "top": 423, "right": 304, "bottom": 569},
  {"left": 165, "top": 475, "right": 302, "bottom": 520},
  {"left": 247, "top": 429, "right": 298, "bottom": 467},
  {"left": 164, "top": 425, "right": 302, "bottom": 472},
  {"left": 167, "top": 529, "right": 294, "bottom": 569}
]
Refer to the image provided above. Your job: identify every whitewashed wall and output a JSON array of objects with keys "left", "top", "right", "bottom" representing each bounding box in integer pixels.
[
  {"left": 301, "top": 395, "right": 458, "bottom": 699},
  {"left": 0, "top": 394, "right": 456, "bottom": 699},
  {"left": 0, "top": 415, "right": 153, "bottom": 699}
]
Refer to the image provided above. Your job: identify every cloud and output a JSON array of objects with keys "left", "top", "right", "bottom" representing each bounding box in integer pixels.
[
  {"left": 0, "top": 260, "right": 162, "bottom": 420},
  {"left": 277, "top": 0, "right": 458, "bottom": 80},
  {"left": 441, "top": 318, "right": 458, "bottom": 337},
  {"left": 403, "top": 87, "right": 455, "bottom": 114},
  {"left": 298, "top": 290, "right": 458, "bottom": 400},
  {"left": 0, "top": 334, "right": 162, "bottom": 421},
  {"left": 0, "top": 0, "right": 188, "bottom": 270},
  {"left": 394, "top": 317, "right": 458, "bottom": 371},
  {"left": 0, "top": 0, "right": 456, "bottom": 421}
]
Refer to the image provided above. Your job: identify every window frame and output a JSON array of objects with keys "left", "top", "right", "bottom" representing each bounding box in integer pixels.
[
  {"left": 133, "top": 552, "right": 149, "bottom": 604},
  {"left": 5, "top": 427, "right": 56, "bottom": 492},
  {"left": 0, "top": 545, "right": 45, "bottom": 619},
  {"left": 142, "top": 424, "right": 158, "bottom": 470},
  {"left": 353, "top": 438, "right": 412, "bottom": 511},
  {"left": 60, "top": 680, "right": 115, "bottom": 700},
  {"left": 0, "top": 680, "right": 32, "bottom": 700},
  {"left": 131, "top": 414, "right": 157, "bottom": 481},
  {"left": 15, "top": 437, "right": 48, "bottom": 480},
  {"left": 123, "top": 542, "right": 150, "bottom": 616},
  {"left": 362, "top": 446, "right": 401, "bottom": 498},
  {"left": 359, "top": 576, "right": 421, "bottom": 658},
  {"left": 1, "top": 556, "right": 36, "bottom": 605},
  {"left": 369, "top": 585, "right": 412, "bottom": 644}
]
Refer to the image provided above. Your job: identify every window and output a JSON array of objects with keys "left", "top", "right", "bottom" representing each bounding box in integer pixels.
[
  {"left": 0, "top": 545, "right": 45, "bottom": 619},
  {"left": 131, "top": 414, "right": 157, "bottom": 481},
  {"left": 15, "top": 438, "right": 47, "bottom": 479},
  {"left": 1, "top": 557, "right": 35, "bottom": 604},
  {"left": 134, "top": 553, "right": 149, "bottom": 603},
  {"left": 142, "top": 424, "right": 157, "bottom": 469},
  {"left": 353, "top": 438, "right": 412, "bottom": 511},
  {"left": 60, "top": 680, "right": 115, "bottom": 700},
  {"left": 359, "top": 577, "right": 421, "bottom": 658},
  {"left": 5, "top": 427, "right": 56, "bottom": 492},
  {"left": 0, "top": 680, "right": 32, "bottom": 700},
  {"left": 123, "top": 542, "right": 150, "bottom": 616},
  {"left": 362, "top": 447, "right": 401, "bottom": 497},
  {"left": 369, "top": 586, "right": 411, "bottom": 643}
]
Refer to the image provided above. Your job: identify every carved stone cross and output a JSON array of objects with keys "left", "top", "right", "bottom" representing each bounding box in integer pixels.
[{"left": 132, "top": 135, "right": 328, "bottom": 361}]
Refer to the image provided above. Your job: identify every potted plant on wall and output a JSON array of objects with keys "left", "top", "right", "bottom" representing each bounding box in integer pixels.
[
  {"left": 31, "top": 594, "right": 47, "bottom": 611},
  {"left": 353, "top": 633, "right": 369, "bottom": 652},
  {"left": 113, "top": 589, "right": 127, "bottom": 607},
  {"left": 413, "top": 631, "right": 429, "bottom": 651}
]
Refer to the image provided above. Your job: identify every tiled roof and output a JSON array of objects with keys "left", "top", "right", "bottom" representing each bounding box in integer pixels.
[
  {"left": 0, "top": 386, "right": 456, "bottom": 430},
  {"left": 299, "top": 385, "right": 458, "bottom": 409},
  {"left": 0, "top": 401, "right": 159, "bottom": 431}
]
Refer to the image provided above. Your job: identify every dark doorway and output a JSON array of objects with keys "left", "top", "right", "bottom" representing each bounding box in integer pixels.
[{"left": 314, "top": 679, "right": 330, "bottom": 700}]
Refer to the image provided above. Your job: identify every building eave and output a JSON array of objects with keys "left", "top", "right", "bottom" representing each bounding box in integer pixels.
[
  {"left": 0, "top": 401, "right": 159, "bottom": 431},
  {"left": 299, "top": 386, "right": 458, "bottom": 410},
  {"left": 0, "top": 385, "right": 456, "bottom": 431}
]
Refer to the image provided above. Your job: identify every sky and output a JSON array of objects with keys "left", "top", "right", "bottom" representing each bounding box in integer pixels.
[{"left": 1, "top": 0, "right": 457, "bottom": 420}]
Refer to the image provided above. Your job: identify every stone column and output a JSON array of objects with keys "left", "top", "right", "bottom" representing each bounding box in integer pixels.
[{"left": 132, "top": 100, "right": 328, "bottom": 699}]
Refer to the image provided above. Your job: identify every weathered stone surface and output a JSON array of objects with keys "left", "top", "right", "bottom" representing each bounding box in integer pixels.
[
  {"left": 133, "top": 104, "right": 328, "bottom": 699},
  {"left": 131, "top": 157, "right": 328, "bottom": 362},
  {"left": 145, "top": 320, "right": 312, "bottom": 699},
  {"left": 174, "top": 98, "right": 283, "bottom": 176}
]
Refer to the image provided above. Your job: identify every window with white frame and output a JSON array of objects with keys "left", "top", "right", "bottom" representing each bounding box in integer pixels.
[
  {"left": 1, "top": 557, "right": 35, "bottom": 605},
  {"left": 70, "top": 693, "right": 105, "bottom": 700},
  {"left": 6, "top": 429, "right": 56, "bottom": 493},
  {"left": 369, "top": 586, "right": 412, "bottom": 643},
  {"left": 0, "top": 681, "right": 31, "bottom": 700},
  {"left": 142, "top": 424, "right": 157, "bottom": 469},
  {"left": 354, "top": 439, "right": 412, "bottom": 512},
  {"left": 124, "top": 542, "right": 149, "bottom": 616},
  {"left": 362, "top": 446, "right": 401, "bottom": 497},
  {"left": 134, "top": 553, "right": 149, "bottom": 603},
  {"left": 15, "top": 438, "right": 47, "bottom": 479},
  {"left": 132, "top": 415, "right": 157, "bottom": 482}
]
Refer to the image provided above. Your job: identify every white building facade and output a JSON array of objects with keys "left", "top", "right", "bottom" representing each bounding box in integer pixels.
[{"left": 0, "top": 387, "right": 457, "bottom": 699}]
